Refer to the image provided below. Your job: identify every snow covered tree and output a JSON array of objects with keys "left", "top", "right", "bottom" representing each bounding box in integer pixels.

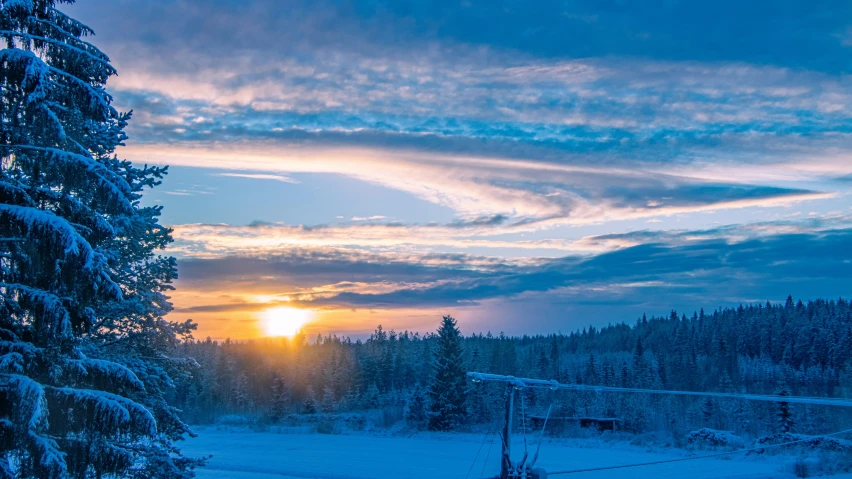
[
  {"left": 234, "top": 373, "right": 252, "bottom": 411},
  {"left": 320, "top": 386, "right": 336, "bottom": 413},
  {"left": 404, "top": 383, "right": 427, "bottom": 427},
  {"left": 363, "top": 382, "right": 380, "bottom": 409},
  {"left": 427, "top": 315, "right": 467, "bottom": 431},
  {"left": 776, "top": 386, "right": 794, "bottom": 433},
  {"left": 302, "top": 386, "right": 318, "bottom": 414},
  {"left": 270, "top": 376, "right": 290, "bottom": 422},
  {"left": 0, "top": 1, "right": 200, "bottom": 477}
]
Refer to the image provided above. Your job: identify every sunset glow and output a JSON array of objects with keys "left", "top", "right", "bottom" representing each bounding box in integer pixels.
[
  {"left": 261, "top": 307, "right": 313, "bottom": 337},
  {"left": 66, "top": 0, "right": 852, "bottom": 340}
]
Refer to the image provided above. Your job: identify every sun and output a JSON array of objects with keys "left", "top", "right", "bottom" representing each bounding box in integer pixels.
[{"left": 261, "top": 307, "right": 313, "bottom": 337}]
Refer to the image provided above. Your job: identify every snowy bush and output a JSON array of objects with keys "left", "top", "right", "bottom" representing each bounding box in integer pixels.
[
  {"left": 686, "top": 428, "right": 746, "bottom": 449},
  {"left": 757, "top": 433, "right": 852, "bottom": 454}
]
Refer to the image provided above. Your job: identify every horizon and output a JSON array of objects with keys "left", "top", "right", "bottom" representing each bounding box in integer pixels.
[
  {"left": 188, "top": 294, "right": 848, "bottom": 343},
  {"left": 66, "top": 0, "right": 852, "bottom": 340}
]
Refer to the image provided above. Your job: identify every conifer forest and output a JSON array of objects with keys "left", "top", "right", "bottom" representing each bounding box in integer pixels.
[{"left": 170, "top": 298, "right": 852, "bottom": 440}]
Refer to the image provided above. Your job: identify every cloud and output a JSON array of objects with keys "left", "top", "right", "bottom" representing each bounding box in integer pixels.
[
  {"left": 214, "top": 172, "right": 299, "bottom": 183},
  {"left": 164, "top": 187, "right": 215, "bottom": 196},
  {"left": 133, "top": 142, "right": 835, "bottom": 228},
  {"left": 170, "top": 216, "right": 852, "bottom": 312},
  {"left": 59, "top": 0, "right": 852, "bottom": 232},
  {"left": 71, "top": 0, "right": 852, "bottom": 77},
  {"left": 298, "top": 228, "right": 852, "bottom": 309},
  {"left": 170, "top": 211, "right": 852, "bottom": 260}
]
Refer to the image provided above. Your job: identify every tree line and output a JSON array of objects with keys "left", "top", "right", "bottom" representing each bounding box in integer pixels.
[{"left": 169, "top": 296, "right": 852, "bottom": 439}]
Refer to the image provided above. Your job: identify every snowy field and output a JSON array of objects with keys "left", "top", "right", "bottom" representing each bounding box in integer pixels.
[{"left": 182, "top": 428, "right": 804, "bottom": 478}]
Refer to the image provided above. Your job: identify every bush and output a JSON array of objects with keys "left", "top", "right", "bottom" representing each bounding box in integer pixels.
[
  {"left": 686, "top": 428, "right": 745, "bottom": 449},
  {"left": 757, "top": 433, "right": 852, "bottom": 454}
]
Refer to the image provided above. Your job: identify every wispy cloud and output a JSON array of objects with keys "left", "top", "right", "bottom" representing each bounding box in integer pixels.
[
  {"left": 170, "top": 218, "right": 852, "bottom": 318},
  {"left": 164, "top": 187, "right": 216, "bottom": 196},
  {"left": 132, "top": 143, "right": 833, "bottom": 227},
  {"left": 214, "top": 172, "right": 299, "bottom": 183}
]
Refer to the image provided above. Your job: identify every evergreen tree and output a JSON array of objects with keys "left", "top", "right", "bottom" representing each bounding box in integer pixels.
[
  {"left": 427, "top": 315, "right": 467, "bottom": 431},
  {"left": 320, "top": 386, "right": 336, "bottom": 413},
  {"left": 234, "top": 373, "right": 252, "bottom": 411},
  {"left": 364, "top": 383, "right": 381, "bottom": 409},
  {"left": 270, "top": 376, "right": 290, "bottom": 422},
  {"left": 302, "top": 386, "right": 318, "bottom": 414},
  {"left": 405, "top": 383, "right": 427, "bottom": 426},
  {"left": 0, "top": 2, "right": 199, "bottom": 478},
  {"left": 776, "top": 386, "right": 794, "bottom": 433},
  {"left": 701, "top": 397, "right": 716, "bottom": 427}
]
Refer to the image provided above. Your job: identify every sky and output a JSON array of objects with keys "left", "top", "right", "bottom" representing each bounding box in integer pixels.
[{"left": 68, "top": 0, "right": 852, "bottom": 339}]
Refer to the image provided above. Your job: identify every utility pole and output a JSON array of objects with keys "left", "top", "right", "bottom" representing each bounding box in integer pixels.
[{"left": 501, "top": 383, "right": 515, "bottom": 479}]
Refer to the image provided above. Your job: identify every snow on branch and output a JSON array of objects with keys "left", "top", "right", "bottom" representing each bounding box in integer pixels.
[
  {"left": 67, "top": 358, "right": 146, "bottom": 393},
  {"left": 0, "top": 352, "right": 24, "bottom": 373},
  {"left": 5, "top": 374, "right": 48, "bottom": 431},
  {"left": 0, "top": 48, "right": 112, "bottom": 117},
  {"left": 47, "top": 7, "right": 95, "bottom": 39},
  {"left": 0, "top": 283, "right": 72, "bottom": 338},
  {"left": 0, "top": 179, "right": 35, "bottom": 206},
  {"left": 5, "top": 145, "right": 134, "bottom": 210},
  {"left": 0, "top": 29, "right": 114, "bottom": 68},
  {"left": 0, "top": 204, "right": 97, "bottom": 262},
  {"left": 0, "top": 339, "right": 39, "bottom": 357},
  {"left": 1, "top": 0, "right": 34, "bottom": 13},
  {"left": 27, "top": 431, "right": 67, "bottom": 479},
  {"left": 34, "top": 185, "right": 115, "bottom": 237},
  {"left": 46, "top": 386, "right": 157, "bottom": 438}
]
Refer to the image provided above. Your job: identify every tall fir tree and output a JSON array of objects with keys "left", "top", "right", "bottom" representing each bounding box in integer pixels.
[
  {"left": 0, "top": 1, "right": 200, "bottom": 477},
  {"left": 427, "top": 315, "right": 467, "bottom": 431}
]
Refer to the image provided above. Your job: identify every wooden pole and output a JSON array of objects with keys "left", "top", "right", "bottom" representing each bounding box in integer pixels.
[{"left": 501, "top": 383, "right": 515, "bottom": 479}]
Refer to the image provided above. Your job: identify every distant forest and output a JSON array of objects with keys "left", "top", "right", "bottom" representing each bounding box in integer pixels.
[{"left": 169, "top": 297, "right": 852, "bottom": 440}]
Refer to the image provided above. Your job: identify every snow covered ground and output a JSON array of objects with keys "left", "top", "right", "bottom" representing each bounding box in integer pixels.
[{"left": 183, "top": 428, "right": 799, "bottom": 478}]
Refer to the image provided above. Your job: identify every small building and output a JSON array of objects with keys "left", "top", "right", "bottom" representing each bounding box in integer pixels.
[{"left": 528, "top": 416, "right": 623, "bottom": 432}]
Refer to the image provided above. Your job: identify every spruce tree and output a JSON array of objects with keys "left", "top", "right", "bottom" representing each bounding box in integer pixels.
[
  {"left": 0, "top": 1, "right": 200, "bottom": 477},
  {"left": 270, "top": 376, "right": 290, "bottom": 422},
  {"left": 427, "top": 315, "right": 467, "bottom": 431},
  {"left": 776, "top": 386, "right": 794, "bottom": 434},
  {"left": 303, "top": 386, "right": 318, "bottom": 414},
  {"left": 404, "top": 383, "right": 427, "bottom": 427}
]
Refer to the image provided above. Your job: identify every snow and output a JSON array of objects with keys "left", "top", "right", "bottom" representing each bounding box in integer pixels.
[
  {"left": 0, "top": 204, "right": 92, "bottom": 260},
  {"left": 686, "top": 428, "right": 746, "bottom": 449},
  {"left": 0, "top": 0, "right": 33, "bottom": 13},
  {"left": 183, "top": 429, "right": 791, "bottom": 479},
  {"left": 68, "top": 358, "right": 147, "bottom": 392},
  {"left": 1, "top": 282, "right": 73, "bottom": 337},
  {"left": 48, "top": 387, "right": 157, "bottom": 436}
]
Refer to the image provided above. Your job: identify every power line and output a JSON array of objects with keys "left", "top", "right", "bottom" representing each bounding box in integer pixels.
[
  {"left": 547, "top": 427, "right": 852, "bottom": 475},
  {"left": 467, "top": 372, "right": 852, "bottom": 407},
  {"left": 466, "top": 425, "right": 494, "bottom": 479}
]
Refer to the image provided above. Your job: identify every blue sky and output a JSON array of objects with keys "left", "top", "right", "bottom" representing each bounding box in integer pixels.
[{"left": 69, "top": 0, "right": 852, "bottom": 338}]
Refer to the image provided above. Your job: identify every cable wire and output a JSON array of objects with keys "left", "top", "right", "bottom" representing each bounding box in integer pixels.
[{"left": 547, "top": 427, "right": 852, "bottom": 475}]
